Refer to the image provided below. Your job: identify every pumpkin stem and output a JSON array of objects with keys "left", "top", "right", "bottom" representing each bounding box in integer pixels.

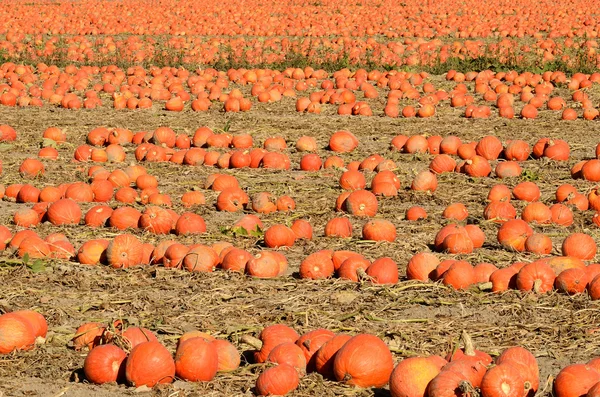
[
  {"left": 477, "top": 282, "right": 492, "bottom": 291},
  {"left": 357, "top": 267, "right": 371, "bottom": 282},
  {"left": 240, "top": 334, "right": 263, "bottom": 350},
  {"left": 459, "top": 380, "right": 479, "bottom": 397},
  {"left": 533, "top": 279, "right": 542, "bottom": 294},
  {"left": 461, "top": 330, "right": 476, "bottom": 356}
]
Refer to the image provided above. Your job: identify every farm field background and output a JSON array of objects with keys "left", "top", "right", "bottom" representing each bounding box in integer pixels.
[{"left": 1, "top": 0, "right": 600, "bottom": 396}]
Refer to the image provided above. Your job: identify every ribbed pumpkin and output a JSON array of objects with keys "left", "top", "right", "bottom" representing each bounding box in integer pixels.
[
  {"left": 299, "top": 251, "right": 335, "bottom": 279},
  {"left": 138, "top": 206, "right": 173, "bottom": 234},
  {"left": 344, "top": 190, "right": 378, "bottom": 217},
  {"left": 106, "top": 234, "right": 143, "bottom": 268},
  {"left": 333, "top": 334, "right": 394, "bottom": 388}
]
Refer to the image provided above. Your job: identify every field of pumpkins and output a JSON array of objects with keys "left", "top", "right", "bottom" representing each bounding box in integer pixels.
[{"left": 3, "top": 0, "right": 600, "bottom": 396}]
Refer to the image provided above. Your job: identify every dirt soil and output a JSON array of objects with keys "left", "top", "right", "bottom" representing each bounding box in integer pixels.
[{"left": 1, "top": 75, "right": 600, "bottom": 396}]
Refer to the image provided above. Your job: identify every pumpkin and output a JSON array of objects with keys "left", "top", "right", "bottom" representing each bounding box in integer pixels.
[
  {"left": 264, "top": 224, "right": 296, "bottom": 248},
  {"left": 512, "top": 182, "right": 540, "bottom": 202},
  {"left": 183, "top": 245, "right": 218, "bottom": 273},
  {"left": 163, "top": 243, "right": 189, "bottom": 268},
  {"left": 251, "top": 192, "right": 277, "bottom": 213},
  {"left": 175, "top": 212, "right": 206, "bottom": 235},
  {"left": 277, "top": 196, "right": 295, "bottom": 212},
  {"left": 550, "top": 204, "right": 574, "bottom": 226},
  {"left": 106, "top": 234, "right": 143, "bottom": 268},
  {"left": 504, "top": 140, "right": 530, "bottom": 161},
  {"left": 442, "top": 261, "right": 476, "bottom": 290},
  {"left": 267, "top": 342, "right": 307, "bottom": 373},
  {"left": 515, "top": 261, "right": 555, "bottom": 293},
  {"left": 497, "top": 219, "right": 533, "bottom": 252},
  {"left": 181, "top": 191, "right": 206, "bottom": 207},
  {"left": 430, "top": 154, "right": 457, "bottom": 174},
  {"left": 212, "top": 339, "right": 240, "bottom": 372},
  {"left": 339, "top": 170, "right": 366, "bottom": 191},
  {"left": 344, "top": 189, "right": 378, "bottom": 217},
  {"left": 553, "top": 364, "right": 600, "bottom": 397},
  {"left": 326, "top": 214, "right": 356, "bottom": 237},
  {"left": 295, "top": 135, "right": 317, "bottom": 152},
  {"left": 404, "top": 135, "right": 429, "bottom": 154},
  {"left": 299, "top": 251, "right": 335, "bottom": 279},
  {"left": 77, "top": 239, "right": 109, "bottom": 265},
  {"left": 139, "top": 206, "right": 173, "bottom": 234},
  {"left": 366, "top": 257, "right": 399, "bottom": 285},
  {"left": 246, "top": 251, "right": 281, "bottom": 278},
  {"left": 84, "top": 344, "right": 127, "bottom": 384},
  {"left": 589, "top": 274, "right": 600, "bottom": 300},
  {"left": 406, "top": 206, "right": 428, "bottom": 221},
  {"left": 47, "top": 199, "right": 82, "bottom": 225},
  {"left": 333, "top": 334, "right": 394, "bottom": 388},
  {"left": 72, "top": 322, "right": 106, "bottom": 351},
  {"left": 389, "top": 356, "right": 445, "bottom": 397},
  {"left": 411, "top": 170, "right": 437, "bottom": 192},
  {"left": 521, "top": 202, "right": 551, "bottom": 224},
  {"left": 442, "top": 203, "right": 468, "bottom": 221},
  {"left": 476, "top": 136, "right": 503, "bottom": 160},
  {"left": 524, "top": 233, "right": 552, "bottom": 255},
  {"left": 296, "top": 329, "right": 335, "bottom": 372},
  {"left": 221, "top": 248, "right": 253, "bottom": 272},
  {"left": 291, "top": 219, "right": 313, "bottom": 240},
  {"left": 256, "top": 363, "right": 300, "bottom": 396},
  {"left": 125, "top": 342, "right": 175, "bottom": 387},
  {"left": 496, "top": 347, "right": 539, "bottom": 395},
  {"left": 216, "top": 188, "right": 248, "bottom": 212},
  {"left": 461, "top": 153, "right": 490, "bottom": 176},
  {"left": 0, "top": 313, "right": 36, "bottom": 354},
  {"left": 406, "top": 252, "right": 439, "bottom": 281},
  {"left": 19, "top": 158, "right": 45, "bottom": 178},
  {"left": 122, "top": 327, "right": 158, "bottom": 349},
  {"left": 13, "top": 208, "right": 40, "bottom": 228},
  {"left": 329, "top": 130, "right": 358, "bottom": 152},
  {"left": 362, "top": 219, "right": 396, "bottom": 242},
  {"left": 442, "top": 359, "right": 487, "bottom": 388},
  {"left": 480, "top": 364, "right": 525, "bottom": 397},
  {"left": 253, "top": 324, "right": 300, "bottom": 363},
  {"left": 175, "top": 337, "right": 219, "bottom": 382},
  {"left": 562, "top": 233, "right": 597, "bottom": 260}
]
